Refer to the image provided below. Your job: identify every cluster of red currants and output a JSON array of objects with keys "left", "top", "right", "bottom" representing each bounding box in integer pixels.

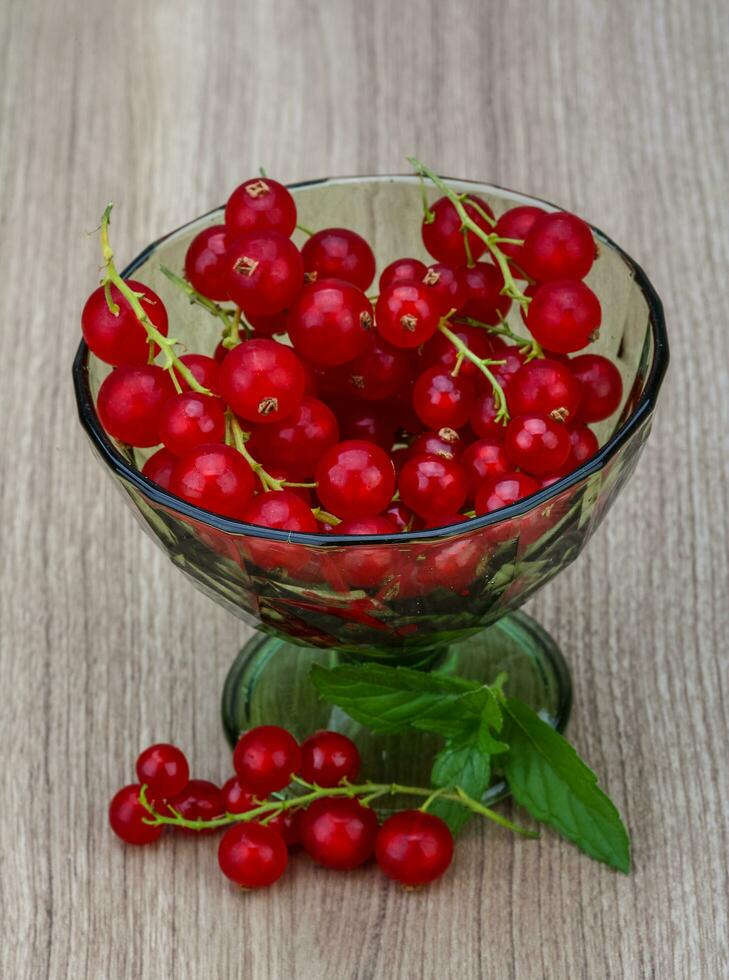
[
  {"left": 82, "top": 166, "right": 623, "bottom": 540},
  {"left": 109, "top": 727, "right": 454, "bottom": 889}
]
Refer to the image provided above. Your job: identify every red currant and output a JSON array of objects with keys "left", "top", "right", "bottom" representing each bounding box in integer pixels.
[
  {"left": 241, "top": 490, "right": 317, "bottom": 573},
  {"left": 245, "top": 309, "right": 288, "bottom": 337},
  {"left": 221, "top": 777, "right": 258, "bottom": 814},
  {"left": 170, "top": 444, "right": 254, "bottom": 519},
  {"left": 299, "top": 730, "right": 361, "bottom": 787},
  {"left": 383, "top": 500, "right": 417, "bottom": 532},
  {"left": 315, "top": 440, "right": 396, "bottom": 519},
  {"left": 328, "top": 516, "right": 400, "bottom": 588},
  {"left": 398, "top": 455, "right": 468, "bottom": 519},
  {"left": 184, "top": 225, "right": 231, "bottom": 300},
  {"left": 302, "top": 228, "right": 376, "bottom": 291},
  {"left": 247, "top": 396, "right": 338, "bottom": 478},
  {"left": 109, "top": 784, "right": 164, "bottom": 845},
  {"left": 490, "top": 339, "right": 527, "bottom": 387},
  {"left": 136, "top": 743, "right": 190, "bottom": 800},
  {"left": 375, "top": 282, "right": 442, "bottom": 349},
  {"left": 82, "top": 280, "right": 168, "bottom": 367},
  {"left": 521, "top": 211, "right": 595, "bottom": 282},
  {"left": 219, "top": 338, "right": 306, "bottom": 424},
  {"left": 412, "top": 366, "right": 475, "bottom": 430},
  {"left": 300, "top": 797, "right": 378, "bottom": 870},
  {"left": 233, "top": 725, "right": 301, "bottom": 796},
  {"left": 224, "top": 231, "right": 303, "bottom": 315},
  {"left": 225, "top": 178, "right": 297, "bottom": 237},
  {"left": 507, "top": 357, "right": 582, "bottom": 423},
  {"left": 460, "top": 262, "right": 512, "bottom": 324},
  {"left": 379, "top": 257, "right": 427, "bottom": 291},
  {"left": 287, "top": 279, "right": 372, "bottom": 366},
  {"left": 375, "top": 809, "right": 454, "bottom": 885},
  {"left": 504, "top": 413, "right": 572, "bottom": 475},
  {"left": 344, "top": 336, "right": 412, "bottom": 402},
  {"left": 419, "top": 324, "right": 495, "bottom": 381},
  {"left": 471, "top": 391, "right": 506, "bottom": 439},
  {"left": 421, "top": 195, "right": 494, "bottom": 266},
  {"left": 494, "top": 205, "right": 545, "bottom": 271},
  {"left": 168, "top": 779, "right": 225, "bottom": 833},
  {"left": 460, "top": 437, "right": 511, "bottom": 498},
  {"left": 474, "top": 472, "right": 541, "bottom": 515},
  {"left": 267, "top": 808, "right": 303, "bottom": 847},
  {"left": 141, "top": 447, "right": 178, "bottom": 490},
  {"left": 422, "top": 263, "right": 467, "bottom": 313},
  {"left": 408, "top": 427, "right": 463, "bottom": 462},
  {"left": 218, "top": 822, "right": 288, "bottom": 888},
  {"left": 97, "top": 365, "right": 175, "bottom": 447},
  {"left": 526, "top": 280, "right": 601, "bottom": 353},
  {"left": 570, "top": 353, "right": 623, "bottom": 422},
  {"left": 178, "top": 353, "right": 220, "bottom": 394},
  {"left": 333, "top": 401, "right": 399, "bottom": 450},
  {"left": 566, "top": 422, "right": 599, "bottom": 466},
  {"left": 158, "top": 392, "right": 226, "bottom": 456}
]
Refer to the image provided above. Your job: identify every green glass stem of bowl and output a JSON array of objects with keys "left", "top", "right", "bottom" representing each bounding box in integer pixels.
[{"left": 72, "top": 175, "right": 668, "bottom": 794}]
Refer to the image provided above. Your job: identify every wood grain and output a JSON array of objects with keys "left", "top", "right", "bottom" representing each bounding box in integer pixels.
[{"left": 1, "top": 0, "right": 728, "bottom": 976}]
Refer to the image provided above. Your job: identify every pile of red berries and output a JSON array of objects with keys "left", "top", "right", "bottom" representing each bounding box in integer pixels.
[
  {"left": 83, "top": 161, "right": 623, "bottom": 540},
  {"left": 110, "top": 727, "right": 454, "bottom": 889}
]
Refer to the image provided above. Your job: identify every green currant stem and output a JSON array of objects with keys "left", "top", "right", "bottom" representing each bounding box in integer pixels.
[
  {"left": 296, "top": 223, "right": 315, "bottom": 237},
  {"left": 418, "top": 171, "right": 435, "bottom": 224},
  {"left": 137, "top": 781, "right": 538, "bottom": 839},
  {"left": 455, "top": 315, "right": 544, "bottom": 362},
  {"left": 419, "top": 786, "right": 449, "bottom": 813},
  {"left": 438, "top": 319, "right": 510, "bottom": 423},
  {"left": 311, "top": 507, "right": 341, "bottom": 526},
  {"left": 227, "top": 414, "right": 288, "bottom": 492},
  {"left": 159, "top": 264, "right": 235, "bottom": 336},
  {"left": 98, "top": 207, "right": 211, "bottom": 395},
  {"left": 407, "top": 159, "right": 528, "bottom": 306}
]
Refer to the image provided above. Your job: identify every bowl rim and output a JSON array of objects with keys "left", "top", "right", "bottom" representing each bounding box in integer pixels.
[{"left": 72, "top": 173, "right": 669, "bottom": 547}]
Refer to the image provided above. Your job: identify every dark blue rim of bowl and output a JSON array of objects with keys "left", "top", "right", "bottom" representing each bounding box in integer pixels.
[{"left": 72, "top": 174, "right": 669, "bottom": 548}]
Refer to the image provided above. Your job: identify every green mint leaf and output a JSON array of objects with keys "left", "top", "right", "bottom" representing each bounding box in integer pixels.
[
  {"left": 309, "top": 663, "right": 485, "bottom": 735},
  {"left": 502, "top": 698, "right": 631, "bottom": 872}
]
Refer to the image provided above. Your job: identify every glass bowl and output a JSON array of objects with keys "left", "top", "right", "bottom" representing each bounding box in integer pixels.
[{"left": 73, "top": 175, "right": 668, "bottom": 792}]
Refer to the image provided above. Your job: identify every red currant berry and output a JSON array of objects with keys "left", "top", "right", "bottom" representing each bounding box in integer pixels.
[
  {"left": 178, "top": 353, "right": 220, "bottom": 395},
  {"left": 245, "top": 309, "right": 288, "bottom": 337},
  {"left": 170, "top": 444, "right": 254, "bottom": 518},
  {"left": 408, "top": 427, "right": 463, "bottom": 462},
  {"left": 474, "top": 472, "right": 541, "bottom": 515},
  {"left": 287, "top": 279, "right": 372, "bottom": 366},
  {"left": 233, "top": 725, "right": 301, "bottom": 796},
  {"left": 421, "top": 195, "right": 494, "bottom": 266},
  {"left": 494, "top": 206, "right": 545, "bottom": 271},
  {"left": 168, "top": 779, "right": 225, "bottom": 833},
  {"left": 218, "top": 822, "right": 288, "bottom": 888},
  {"left": 398, "top": 455, "right": 468, "bottom": 519},
  {"left": 490, "top": 340, "right": 527, "bottom": 387},
  {"left": 570, "top": 353, "right": 623, "bottom": 422},
  {"left": 328, "top": 516, "right": 400, "bottom": 588},
  {"left": 566, "top": 422, "right": 599, "bottom": 466},
  {"left": 221, "top": 777, "right": 258, "bottom": 814},
  {"left": 302, "top": 228, "right": 376, "bottom": 291},
  {"left": 224, "top": 231, "right": 303, "bottom": 315},
  {"left": 333, "top": 401, "right": 399, "bottom": 450},
  {"left": 461, "top": 262, "right": 512, "bottom": 324},
  {"left": 247, "top": 396, "right": 339, "bottom": 479},
  {"left": 267, "top": 808, "right": 303, "bottom": 847},
  {"left": 315, "top": 440, "right": 396, "bottom": 519},
  {"left": 526, "top": 280, "right": 601, "bottom": 354},
  {"left": 299, "top": 731, "right": 361, "bottom": 787},
  {"left": 379, "top": 257, "right": 427, "bottom": 292},
  {"left": 412, "top": 366, "right": 475, "bottom": 430},
  {"left": 375, "top": 809, "right": 454, "bottom": 885},
  {"left": 82, "top": 281, "right": 168, "bottom": 367},
  {"left": 505, "top": 413, "right": 572, "bottom": 475},
  {"left": 136, "top": 743, "right": 190, "bottom": 800},
  {"left": 461, "top": 438, "right": 511, "bottom": 498},
  {"left": 300, "top": 797, "right": 378, "bottom": 870},
  {"left": 419, "top": 324, "right": 495, "bottom": 382},
  {"left": 219, "top": 338, "right": 306, "bottom": 424},
  {"left": 521, "top": 211, "right": 595, "bottom": 282},
  {"left": 241, "top": 490, "right": 317, "bottom": 573},
  {"left": 422, "top": 263, "right": 467, "bottom": 313},
  {"left": 383, "top": 500, "right": 417, "bottom": 532},
  {"left": 470, "top": 391, "right": 504, "bottom": 439},
  {"left": 184, "top": 224, "right": 231, "bottom": 300},
  {"left": 344, "top": 336, "right": 412, "bottom": 402},
  {"left": 97, "top": 365, "right": 175, "bottom": 447},
  {"left": 142, "top": 447, "right": 178, "bottom": 490},
  {"left": 375, "top": 282, "right": 442, "bottom": 349},
  {"left": 225, "top": 177, "right": 297, "bottom": 237},
  {"left": 109, "top": 784, "right": 164, "bottom": 845},
  {"left": 507, "top": 357, "right": 582, "bottom": 423},
  {"left": 158, "top": 393, "right": 226, "bottom": 456}
]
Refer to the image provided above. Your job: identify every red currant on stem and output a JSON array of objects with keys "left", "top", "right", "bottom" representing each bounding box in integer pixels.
[
  {"left": 142, "top": 447, "right": 178, "bottom": 490},
  {"left": 184, "top": 224, "right": 231, "bottom": 301},
  {"left": 247, "top": 396, "right": 338, "bottom": 479},
  {"left": 218, "top": 822, "right": 288, "bottom": 889},
  {"left": 504, "top": 413, "right": 572, "bottom": 476},
  {"left": 82, "top": 279, "right": 168, "bottom": 367},
  {"left": 225, "top": 177, "right": 297, "bottom": 237},
  {"left": 461, "top": 438, "right": 511, "bottom": 498},
  {"left": 233, "top": 725, "right": 301, "bottom": 796},
  {"left": 168, "top": 779, "right": 225, "bottom": 833},
  {"left": 379, "top": 257, "right": 427, "bottom": 291},
  {"left": 520, "top": 211, "right": 595, "bottom": 282},
  {"left": 398, "top": 454, "right": 468, "bottom": 519},
  {"left": 344, "top": 335, "right": 412, "bottom": 402},
  {"left": 299, "top": 731, "right": 361, "bottom": 787},
  {"left": 507, "top": 357, "right": 582, "bottom": 423},
  {"left": 266, "top": 808, "right": 303, "bottom": 848},
  {"left": 109, "top": 784, "right": 164, "bottom": 845},
  {"left": 315, "top": 440, "right": 396, "bottom": 519},
  {"left": 471, "top": 390, "right": 506, "bottom": 439},
  {"left": 332, "top": 401, "right": 399, "bottom": 450},
  {"left": 97, "top": 365, "right": 176, "bottom": 447},
  {"left": 420, "top": 324, "right": 495, "bottom": 382},
  {"left": 178, "top": 354, "right": 220, "bottom": 395},
  {"left": 408, "top": 427, "right": 464, "bottom": 462},
  {"left": 460, "top": 262, "right": 512, "bottom": 324},
  {"left": 224, "top": 230, "right": 303, "bottom": 315},
  {"left": 412, "top": 366, "right": 475, "bottom": 430},
  {"left": 136, "top": 743, "right": 190, "bottom": 800},
  {"left": 158, "top": 392, "right": 226, "bottom": 456},
  {"left": 300, "top": 797, "right": 378, "bottom": 870},
  {"left": 570, "top": 353, "right": 623, "bottom": 421},
  {"left": 526, "top": 280, "right": 601, "bottom": 354},
  {"left": 421, "top": 195, "right": 494, "bottom": 266},
  {"left": 494, "top": 205, "right": 545, "bottom": 270},
  {"left": 170, "top": 443, "right": 254, "bottom": 519},
  {"left": 375, "top": 282, "right": 442, "bottom": 349},
  {"left": 301, "top": 227, "right": 376, "bottom": 291},
  {"left": 221, "top": 777, "right": 258, "bottom": 815},
  {"left": 219, "top": 338, "right": 306, "bottom": 424},
  {"left": 375, "top": 810, "right": 454, "bottom": 886},
  {"left": 287, "top": 279, "right": 372, "bottom": 366},
  {"left": 422, "top": 263, "right": 468, "bottom": 313}
]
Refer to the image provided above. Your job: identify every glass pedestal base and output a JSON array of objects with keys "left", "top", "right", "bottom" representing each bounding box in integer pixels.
[{"left": 221, "top": 610, "right": 571, "bottom": 806}]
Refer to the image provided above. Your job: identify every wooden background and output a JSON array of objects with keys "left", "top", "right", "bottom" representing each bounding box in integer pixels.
[{"left": 2, "top": 0, "right": 727, "bottom": 977}]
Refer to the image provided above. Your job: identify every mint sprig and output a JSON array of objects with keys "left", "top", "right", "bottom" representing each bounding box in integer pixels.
[{"left": 310, "top": 663, "right": 630, "bottom": 872}]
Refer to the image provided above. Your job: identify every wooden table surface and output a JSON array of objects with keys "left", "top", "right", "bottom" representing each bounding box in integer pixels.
[{"left": 2, "top": 0, "right": 728, "bottom": 977}]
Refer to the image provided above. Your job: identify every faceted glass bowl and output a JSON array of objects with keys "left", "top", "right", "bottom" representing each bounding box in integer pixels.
[{"left": 73, "top": 176, "right": 668, "bottom": 767}]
